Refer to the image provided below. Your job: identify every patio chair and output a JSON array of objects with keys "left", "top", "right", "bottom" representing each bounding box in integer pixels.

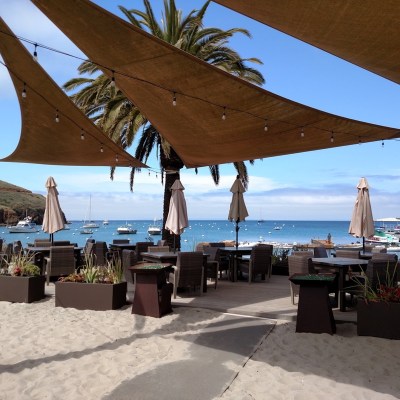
[
  {"left": 169, "top": 251, "right": 204, "bottom": 298},
  {"left": 313, "top": 246, "right": 328, "bottom": 258},
  {"left": 0, "top": 243, "right": 12, "bottom": 268},
  {"left": 202, "top": 246, "right": 219, "bottom": 289},
  {"left": 237, "top": 244, "right": 273, "bottom": 283},
  {"left": 288, "top": 255, "right": 314, "bottom": 305},
  {"left": 92, "top": 241, "right": 109, "bottom": 266},
  {"left": 122, "top": 249, "right": 137, "bottom": 284},
  {"left": 34, "top": 239, "right": 52, "bottom": 247},
  {"left": 147, "top": 246, "right": 170, "bottom": 253},
  {"left": 135, "top": 242, "right": 155, "bottom": 261},
  {"left": 112, "top": 239, "right": 130, "bottom": 245},
  {"left": 371, "top": 253, "right": 398, "bottom": 261},
  {"left": 335, "top": 249, "right": 361, "bottom": 259},
  {"left": 292, "top": 251, "right": 314, "bottom": 257},
  {"left": 44, "top": 245, "right": 76, "bottom": 285}
]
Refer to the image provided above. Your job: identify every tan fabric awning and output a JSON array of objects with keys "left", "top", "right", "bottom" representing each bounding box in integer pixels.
[
  {"left": 213, "top": 0, "right": 400, "bottom": 85},
  {"left": 0, "top": 18, "right": 146, "bottom": 168},
  {"left": 31, "top": 0, "right": 400, "bottom": 168}
]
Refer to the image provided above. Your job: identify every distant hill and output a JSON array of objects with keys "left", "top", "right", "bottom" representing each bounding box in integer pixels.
[{"left": 0, "top": 180, "right": 46, "bottom": 225}]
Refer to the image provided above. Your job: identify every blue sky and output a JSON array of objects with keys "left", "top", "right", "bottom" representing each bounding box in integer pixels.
[{"left": 0, "top": 0, "right": 399, "bottom": 221}]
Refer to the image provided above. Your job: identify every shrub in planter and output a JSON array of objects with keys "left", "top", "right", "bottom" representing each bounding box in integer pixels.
[
  {"left": 0, "top": 250, "right": 45, "bottom": 303},
  {"left": 55, "top": 255, "right": 127, "bottom": 310}
]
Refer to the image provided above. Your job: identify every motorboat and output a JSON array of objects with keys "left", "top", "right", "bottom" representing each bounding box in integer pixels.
[
  {"left": 103, "top": 219, "right": 109, "bottom": 225},
  {"left": 148, "top": 219, "right": 162, "bottom": 235},
  {"left": 365, "top": 230, "right": 400, "bottom": 245},
  {"left": 80, "top": 228, "right": 93, "bottom": 235},
  {"left": 117, "top": 224, "right": 137, "bottom": 234},
  {"left": 8, "top": 216, "right": 39, "bottom": 233}
]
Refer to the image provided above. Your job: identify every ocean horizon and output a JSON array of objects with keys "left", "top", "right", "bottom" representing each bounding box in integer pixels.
[{"left": 1, "top": 219, "right": 363, "bottom": 251}]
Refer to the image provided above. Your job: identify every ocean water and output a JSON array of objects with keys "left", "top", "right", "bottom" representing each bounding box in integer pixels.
[{"left": 1, "top": 219, "right": 359, "bottom": 250}]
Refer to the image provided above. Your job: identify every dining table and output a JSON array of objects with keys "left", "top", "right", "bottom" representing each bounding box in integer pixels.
[
  {"left": 311, "top": 257, "right": 369, "bottom": 312},
  {"left": 140, "top": 251, "right": 209, "bottom": 292},
  {"left": 218, "top": 246, "right": 253, "bottom": 281},
  {"left": 108, "top": 243, "right": 136, "bottom": 258}
]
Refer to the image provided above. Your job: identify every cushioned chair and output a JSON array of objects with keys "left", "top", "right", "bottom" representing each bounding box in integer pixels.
[
  {"left": 371, "top": 253, "right": 398, "bottom": 261},
  {"left": 53, "top": 240, "right": 71, "bottom": 246},
  {"left": 44, "top": 245, "right": 76, "bottom": 285},
  {"left": 237, "top": 244, "right": 273, "bottom": 283},
  {"left": 34, "top": 239, "right": 52, "bottom": 247},
  {"left": 169, "top": 251, "right": 204, "bottom": 298}
]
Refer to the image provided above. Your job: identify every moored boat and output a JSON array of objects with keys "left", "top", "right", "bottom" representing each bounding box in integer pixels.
[
  {"left": 117, "top": 224, "right": 137, "bottom": 234},
  {"left": 8, "top": 216, "right": 39, "bottom": 233},
  {"left": 148, "top": 219, "right": 162, "bottom": 235}
]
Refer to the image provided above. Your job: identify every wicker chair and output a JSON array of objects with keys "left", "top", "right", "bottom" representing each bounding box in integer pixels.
[
  {"left": 371, "top": 253, "right": 398, "bottom": 261},
  {"left": 44, "top": 245, "right": 76, "bottom": 285},
  {"left": 335, "top": 249, "right": 361, "bottom": 259},
  {"left": 202, "top": 246, "right": 219, "bottom": 289},
  {"left": 0, "top": 243, "right": 13, "bottom": 268},
  {"left": 34, "top": 238, "right": 52, "bottom": 247},
  {"left": 288, "top": 255, "right": 314, "bottom": 304},
  {"left": 135, "top": 242, "right": 155, "bottom": 261},
  {"left": 147, "top": 246, "right": 170, "bottom": 253},
  {"left": 169, "top": 251, "right": 204, "bottom": 298},
  {"left": 122, "top": 249, "right": 137, "bottom": 284},
  {"left": 313, "top": 246, "right": 328, "bottom": 258},
  {"left": 237, "top": 244, "right": 273, "bottom": 283},
  {"left": 292, "top": 251, "right": 314, "bottom": 258},
  {"left": 112, "top": 239, "right": 130, "bottom": 245}
]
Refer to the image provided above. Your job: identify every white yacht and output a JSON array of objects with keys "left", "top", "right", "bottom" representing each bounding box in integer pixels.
[
  {"left": 117, "top": 223, "right": 137, "bottom": 234},
  {"left": 148, "top": 219, "right": 162, "bottom": 235},
  {"left": 8, "top": 216, "right": 39, "bottom": 233}
]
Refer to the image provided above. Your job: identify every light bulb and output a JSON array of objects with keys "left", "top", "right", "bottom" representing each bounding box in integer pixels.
[
  {"left": 301, "top": 127, "right": 304, "bottom": 137},
  {"left": 264, "top": 121, "right": 268, "bottom": 132},
  {"left": 382, "top": 140, "right": 384, "bottom": 148},
  {"left": 172, "top": 92, "right": 177, "bottom": 106},
  {"left": 115, "top": 154, "right": 119, "bottom": 163},
  {"left": 55, "top": 110, "right": 60, "bottom": 123},
  {"left": 81, "top": 130, "right": 85, "bottom": 140},
  {"left": 330, "top": 132, "right": 334, "bottom": 143},
  {"left": 222, "top": 107, "right": 226, "bottom": 120},
  {"left": 100, "top": 145, "right": 104, "bottom": 153},
  {"left": 110, "top": 75, "right": 115, "bottom": 88},
  {"left": 33, "top": 44, "right": 38, "bottom": 62},
  {"left": 21, "top": 83, "right": 27, "bottom": 98}
]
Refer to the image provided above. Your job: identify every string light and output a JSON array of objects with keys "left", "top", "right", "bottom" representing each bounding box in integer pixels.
[
  {"left": 330, "top": 131, "right": 334, "bottom": 143},
  {"left": 55, "top": 109, "right": 60, "bottom": 123},
  {"left": 382, "top": 140, "right": 385, "bottom": 148},
  {"left": 21, "top": 82, "right": 27, "bottom": 98},
  {"left": 222, "top": 107, "right": 226, "bottom": 120},
  {"left": 100, "top": 144, "right": 104, "bottom": 153},
  {"left": 115, "top": 154, "right": 119, "bottom": 163},
  {"left": 80, "top": 129, "right": 85, "bottom": 140},
  {"left": 264, "top": 120, "right": 268, "bottom": 132},
  {"left": 33, "top": 43, "right": 38, "bottom": 62},
  {"left": 172, "top": 92, "right": 177, "bottom": 106},
  {"left": 110, "top": 70, "right": 115, "bottom": 88},
  {"left": 300, "top": 127, "right": 304, "bottom": 137}
]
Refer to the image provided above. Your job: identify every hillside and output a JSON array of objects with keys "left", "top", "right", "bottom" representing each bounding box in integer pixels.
[{"left": 0, "top": 180, "right": 46, "bottom": 225}]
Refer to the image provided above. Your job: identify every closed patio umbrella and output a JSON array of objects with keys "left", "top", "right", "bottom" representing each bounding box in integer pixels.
[
  {"left": 165, "top": 179, "right": 189, "bottom": 252},
  {"left": 348, "top": 177, "right": 375, "bottom": 252},
  {"left": 42, "top": 176, "right": 65, "bottom": 243},
  {"left": 228, "top": 176, "right": 249, "bottom": 249}
]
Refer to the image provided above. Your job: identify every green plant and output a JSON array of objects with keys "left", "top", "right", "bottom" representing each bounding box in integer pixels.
[
  {"left": 2, "top": 251, "right": 40, "bottom": 276},
  {"left": 352, "top": 262, "right": 400, "bottom": 303}
]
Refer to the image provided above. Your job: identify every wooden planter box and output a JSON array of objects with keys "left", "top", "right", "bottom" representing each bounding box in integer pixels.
[
  {"left": 357, "top": 301, "right": 400, "bottom": 339},
  {"left": 0, "top": 275, "right": 46, "bottom": 303},
  {"left": 55, "top": 281, "right": 127, "bottom": 311}
]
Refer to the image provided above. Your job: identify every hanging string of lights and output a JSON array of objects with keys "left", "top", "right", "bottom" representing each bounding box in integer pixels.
[{"left": 0, "top": 28, "right": 395, "bottom": 155}]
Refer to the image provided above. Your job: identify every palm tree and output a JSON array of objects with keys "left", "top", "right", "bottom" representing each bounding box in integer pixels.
[{"left": 64, "top": 0, "right": 265, "bottom": 249}]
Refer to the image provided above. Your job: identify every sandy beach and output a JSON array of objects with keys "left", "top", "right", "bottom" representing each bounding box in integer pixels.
[{"left": 1, "top": 289, "right": 400, "bottom": 400}]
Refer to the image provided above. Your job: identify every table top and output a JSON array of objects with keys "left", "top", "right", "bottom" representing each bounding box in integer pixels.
[
  {"left": 129, "top": 262, "right": 172, "bottom": 273},
  {"left": 219, "top": 247, "right": 253, "bottom": 253},
  {"left": 312, "top": 257, "right": 369, "bottom": 266},
  {"left": 289, "top": 273, "right": 336, "bottom": 284},
  {"left": 141, "top": 251, "right": 179, "bottom": 258}
]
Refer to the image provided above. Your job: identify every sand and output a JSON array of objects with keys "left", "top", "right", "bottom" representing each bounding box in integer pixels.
[{"left": 1, "top": 294, "right": 400, "bottom": 399}]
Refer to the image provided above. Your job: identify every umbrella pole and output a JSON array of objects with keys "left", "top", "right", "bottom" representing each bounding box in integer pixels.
[
  {"left": 362, "top": 236, "right": 365, "bottom": 253},
  {"left": 235, "top": 220, "right": 239, "bottom": 249},
  {"left": 50, "top": 233, "right": 53, "bottom": 244},
  {"left": 173, "top": 234, "right": 176, "bottom": 253}
]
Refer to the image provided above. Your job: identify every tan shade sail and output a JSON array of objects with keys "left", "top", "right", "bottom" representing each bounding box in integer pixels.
[
  {"left": 31, "top": 0, "right": 400, "bottom": 168},
  {"left": 213, "top": 0, "right": 400, "bottom": 85},
  {"left": 0, "top": 18, "right": 146, "bottom": 168}
]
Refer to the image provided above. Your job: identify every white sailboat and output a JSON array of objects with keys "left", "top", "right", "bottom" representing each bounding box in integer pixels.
[{"left": 81, "top": 195, "right": 99, "bottom": 233}]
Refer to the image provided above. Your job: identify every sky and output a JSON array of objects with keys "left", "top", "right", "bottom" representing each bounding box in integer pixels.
[{"left": 0, "top": 0, "right": 399, "bottom": 222}]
